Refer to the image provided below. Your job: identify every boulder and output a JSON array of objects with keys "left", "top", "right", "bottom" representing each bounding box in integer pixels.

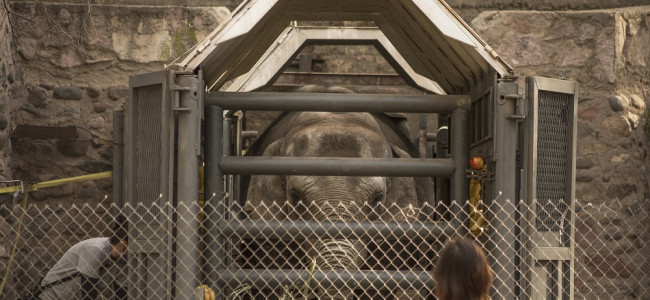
[
  {"left": 53, "top": 86, "right": 83, "bottom": 100},
  {"left": 602, "top": 116, "right": 631, "bottom": 137},
  {"left": 107, "top": 87, "right": 129, "bottom": 101},
  {"left": 27, "top": 85, "right": 48, "bottom": 107},
  {"left": 608, "top": 95, "right": 629, "bottom": 112},
  {"left": 86, "top": 86, "right": 102, "bottom": 98},
  {"left": 92, "top": 102, "right": 108, "bottom": 113},
  {"left": 76, "top": 160, "right": 112, "bottom": 173}
]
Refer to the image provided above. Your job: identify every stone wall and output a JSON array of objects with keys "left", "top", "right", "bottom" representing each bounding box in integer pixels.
[
  {"left": 7, "top": 1, "right": 230, "bottom": 205},
  {"left": 0, "top": 4, "right": 24, "bottom": 298},
  {"left": 0, "top": 7, "right": 20, "bottom": 195},
  {"left": 10, "top": 0, "right": 240, "bottom": 9},
  {"left": 447, "top": 0, "right": 650, "bottom": 22},
  {"left": 472, "top": 7, "right": 650, "bottom": 298},
  {"left": 2, "top": 1, "right": 649, "bottom": 298},
  {"left": 1, "top": 3, "right": 228, "bottom": 297}
]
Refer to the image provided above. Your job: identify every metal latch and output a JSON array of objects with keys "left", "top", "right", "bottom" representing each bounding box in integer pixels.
[
  {"left": 501, "top": 93, "right": 525, "bottom": 121},
  {"left": 171, "top": 85, "right": 193, "bottom": 112}
]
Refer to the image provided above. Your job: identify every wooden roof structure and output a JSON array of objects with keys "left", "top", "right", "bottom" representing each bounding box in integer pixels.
[{"left": 171, "top": 0, "right": 513, "bottom": 94}]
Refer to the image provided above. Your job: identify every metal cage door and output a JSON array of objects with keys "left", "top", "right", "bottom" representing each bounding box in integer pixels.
[
  {"left": 125, "top": 71, "right": 174, "bottom": 300},
  {"left": 523, "top": 76, "right": 578, "bottom": 300}
]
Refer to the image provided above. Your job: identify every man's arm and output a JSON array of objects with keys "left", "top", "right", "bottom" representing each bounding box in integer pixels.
[{"left": 77, "top": 244, "right": 108, "bottom": 299}]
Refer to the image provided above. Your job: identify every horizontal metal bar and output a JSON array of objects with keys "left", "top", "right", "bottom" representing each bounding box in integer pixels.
[
  {"left": 220, "top": 220, "right": 454, "bottom": 242},
  {"left": 217, "top": 269, "right": 433, "bottom": 290},
  {"left": 533, "top": 247, "right": 571, "bottom": 261},
  {"left": 275, "top": 72, "right": 409, "bottom": 87},
  {"left": 205, "top": 92, "right": 470, "bottom": 113},
  {"left": 219, "top": 156, "right": 455, "bottom": 177}
]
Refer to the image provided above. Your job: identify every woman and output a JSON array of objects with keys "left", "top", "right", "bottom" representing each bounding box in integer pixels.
[{"left": 434, "top": 237, "right": 493, "bottom": 300}]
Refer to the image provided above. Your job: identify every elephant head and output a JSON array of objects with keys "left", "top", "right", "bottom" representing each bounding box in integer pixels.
[
  {"left": 243, "top": 111, "right": 423, "bottom": 280},
  {"left": 241, "top": 87, "right": 431, "bottom": 299}
]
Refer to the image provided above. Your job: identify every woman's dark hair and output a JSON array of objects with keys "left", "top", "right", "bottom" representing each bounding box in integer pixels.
[
  {"left": 434, "top": 237, "right": 493, "bottom": 300},
  {"left": 110, "top": 215, "right": 128, "bottom": 245}
]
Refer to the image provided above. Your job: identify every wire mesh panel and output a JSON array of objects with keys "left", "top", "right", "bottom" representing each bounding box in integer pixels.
[
  {"left": 134, "top": 85, "right": 164, "bottom": 208},
  {"left": 535, "top": 90, "right": 571, "bottom": 232},
  {"left": 125, "top": 71, "right": 174, "bottom": 299},
  {"left": 1, "top": 199, "right": 648, "bottom": 300}
]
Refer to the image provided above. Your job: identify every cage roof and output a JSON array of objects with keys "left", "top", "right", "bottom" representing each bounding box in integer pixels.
[{"left": 171, "top": 0, "right": 513, "bottom": 94}]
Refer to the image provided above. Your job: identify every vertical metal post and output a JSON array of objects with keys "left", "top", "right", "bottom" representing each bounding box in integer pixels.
[
  {"left": 233, "top": 112, "right": 243, "bottom": 204},
  {"left": 450, "top": 108, "right": 469, "bottom": 235},
  {"left": 112, "top": 110, "right": 124, "bottom": 213},
  {"left": 175, "top": 75, "right": 200, "bottom": 300},
  {"left": 491, "top": 82, "right": 518, "bottom": 300},
  {"left": 205, "top": 105, "right": 224, "bottom": 295},
  {"left": 436, "top": 126, "right": 450, "bottom": 215},
  {"left": 220, "top": 115, "right": 232, "bottom": 298}
]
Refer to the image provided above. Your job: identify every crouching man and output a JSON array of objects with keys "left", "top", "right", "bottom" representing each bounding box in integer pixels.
[{"left": 38, "top": 216, "right": 128, "bottom": 300}]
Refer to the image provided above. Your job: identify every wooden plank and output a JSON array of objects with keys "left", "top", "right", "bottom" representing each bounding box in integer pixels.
[
  {"left": 370, "top": 14, "right": 442, "bottom": 85},
  {"left": 409, "top": 0, "right": 491, "bottom": 76},
  {"left": 397, "top": 1, "right": 481, "bottom": 88},
  {"left": 373, "top": 32, "right": 445, "bottom": 94},
  {"left": 385, "top": 1, "right": 469, "bottom": 90},
  {"left": 285, "top": 3, "right": 386, "bottom": 13},
  {"left": 14, "top": 125, "right": 79, "bottom": 140},
  {"left": 382, "top": 3, "right": 468, "bottom": 88},
  {"left": 206, "top": 8, "right": 291, "bottom": 89},
  {"left": 373, "top": 13, "right": 459, "bottom": 93},
  {"left": 188, "top": 0, "right": 510, "bottom": 91},
  {"left": 227, "top": 27, "right": 307, "bottom": 91},
  {"left": 229, "top": 26, "right": 444, "bottom": 94},
  {"left": 430, "top": 0, "right": 513, "bottom": 75},
  {"left": 287, "top": 12, "right": 377, "bottom": 21},
  {"left": 181, "top": 0, "right": 277, "bottom": 70}
]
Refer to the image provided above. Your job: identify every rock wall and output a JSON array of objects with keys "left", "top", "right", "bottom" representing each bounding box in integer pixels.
[
  {"left": 7, "top": 1, "right": 229, "bottom": 205},
  {"left": 472, "top": 7, "right": 650, "bottom": 298},
  {"left": 0, "top": 4, "right": 22, "bottom": 298},
  {"left": 0, "top": 6, "right": 21, "bottom": 194},
  {"left": 2, "top": 1, "right": 649, "bottom": 298},
  {"left": 446, "top": 0, "right": 650, "bottom": 22}
]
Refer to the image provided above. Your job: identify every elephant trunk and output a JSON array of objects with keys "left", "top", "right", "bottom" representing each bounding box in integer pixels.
[
  {"left": 311, "top": 239, "right": 364, "bottom": 270},
  {"left": 307, "top": 199, "right": 365, "bottom": 299},
  {"left": 309, "top": 239, "right": 363, "bottom": 300}
]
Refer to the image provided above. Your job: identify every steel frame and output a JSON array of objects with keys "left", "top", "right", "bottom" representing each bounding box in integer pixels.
[{"left": 203, "top": 91, "right": 470, "bottom": 298}]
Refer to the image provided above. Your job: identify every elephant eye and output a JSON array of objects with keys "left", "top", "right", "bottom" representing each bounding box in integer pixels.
[
  {"left": 370, "top": 192, "right": 384, "bottom": 207},
  {"left": 289, "top": 189, "right": 303, "bottom": 205}
]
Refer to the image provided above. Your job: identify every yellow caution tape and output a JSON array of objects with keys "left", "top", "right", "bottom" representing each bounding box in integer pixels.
[
  {"left": 0, "top": 192, "right": 29, "bottom": 295},
  {"left": 0, "top": 171, "right": 113, "bottom": 294},
  {"left": 0, "top": 171, "right": 113, "bottom": 194}
]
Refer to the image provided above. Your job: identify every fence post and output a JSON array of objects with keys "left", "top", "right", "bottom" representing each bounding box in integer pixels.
[
  {"left": 491, "top": 81, "right": 519, "bottom": 300},
  {"left": 205, "top": 105, "right": 224, "bottom": 298},
  {"left": 450, "top": 108, "right": 469, "bottom": 236},
  {"left": 176, "top": 75, "right": 200, "bottom": 300}
]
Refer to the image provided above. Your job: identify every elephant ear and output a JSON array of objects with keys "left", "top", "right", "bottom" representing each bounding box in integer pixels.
[
  {"left": 244, "top": 140, "right": 286, "bottom": 220},
  {"left": 384, "top": 144, "right": 420, "bottom": 221}
]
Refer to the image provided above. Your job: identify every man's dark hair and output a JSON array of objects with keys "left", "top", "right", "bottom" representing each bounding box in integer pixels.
[{"left": 110, "top": 215, "right": 128, "bottom": 245}]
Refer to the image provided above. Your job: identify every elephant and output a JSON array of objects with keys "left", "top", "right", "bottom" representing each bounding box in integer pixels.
[{"left": 239, "top": 86, "right": 434, "bottom": 299}]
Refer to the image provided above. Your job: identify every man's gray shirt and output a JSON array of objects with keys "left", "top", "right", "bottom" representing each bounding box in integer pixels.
[{"left": 40, "top": 237, "right": 111, "bottom": 300}]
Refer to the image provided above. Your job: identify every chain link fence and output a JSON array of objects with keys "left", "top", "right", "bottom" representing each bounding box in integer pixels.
[{"left": 1, "top": 197, "right": 648, "bottom": 299}]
